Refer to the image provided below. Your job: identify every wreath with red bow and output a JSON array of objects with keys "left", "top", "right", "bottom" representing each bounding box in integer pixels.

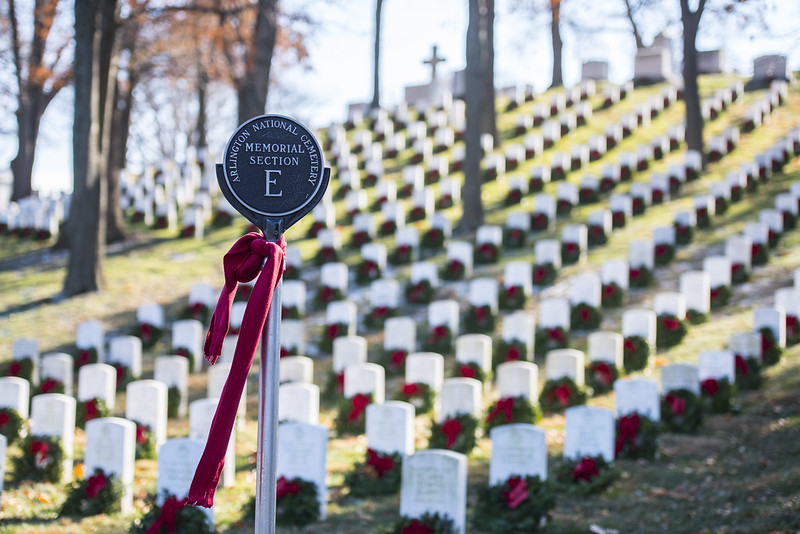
[
  {"left": 405, "top": 279, "right": 435, "bottom": 305},
  {"left": 614, "top": 412, "right": 659, "bottom": 460},
  {"left": 660, "top": 389, "right": 703, "bottom": 434},
  {"left": 335, "top": 393, "right": 374, "bottom": 435},
  {"left": 555, "top": 455, "right": 618, "bottom": 495},
  {"left": 464, "top": 305, "right": 496, "bottom": 334},
  {"left": 428, "top": 413, "right": 479, "bottom": 455},
  {"left": 534, "top": 326, "right": 569, "bottom": 357},
  {"left": 422, "top": 324, "right": 454, "bottom": 355},
  {"left": 454, "top": 361, "right": 489, "bottom": 383},
  {"left": 390, "top": 244, "right": 415, "bottom": 265},
  {"left": 0, "top": 407, "right": 24, "bottom": 446},
  {"left": 472, "top": 475, "right": 556, "bottom": 532},
  {"left": 601, "top": 282, "right": 625, "bottom": 308},
  {"left": 318, "top": 322, "right": 349, "bottom": 354},
  {"left": 388, "top": 512, "right": 457, "bottom": 534},
  {"left": 539, "top": 377, "right": 587, "bottom": 413},
  {"left": 73, "top": 346, "right": 99, "bottom": 369},
  {"left": 735, "top": 353, "right": 763, "bottom": 391},
  {"left": 134, "top": 422, "right": 157, "bottom": 460},
  {"left": 2, "top": 357, "right": 34, "bottom": 382},
  {"left": 76, "top": 397, "right": 112, "bottom": 429},
  {"left": 344, "top": 449, "right": 403, "bottom": 497},
  {"left": 623, "top": 335, "right": 650, "bottom": 373},
  {"left": 585, "top": 361, "right": 619, "bottom": 395},
  {"left": 440, "top": 259, "right": 466, "bottom": 281},
  {"left": 179, "top": 302, "right": 210, "bottom": 324},
  {"left": 356, "top": 259, "right": 383, "bottom": 285},
  {"left": 241, "top": 476, "right": 320, "bottom": 527},
  {"left": 483, "top": 395, "right": 542, "bottom": 432},
  {"left": 570, "top": 303, "right": 602, "bottom": 330},
  {"left": 393, "top": 382, "right": 435, "bottom": 415},
  {"left": 132, "top": 322, "right": 163, "bottom": 349},
  {"left": 474, "top": 242, "right": 501, "bottom": 265},
  {"left": 503, "top": 227, "right": 527, "bottom": 249},
  {"left": 532, "top": 262, "right": 557, "bottom": 287},
  {"left": 421, "top": 228, "right": 446, "bottom": 250},
  {"left": 700, "top": 377, "right": 737, "bottom": 414},
  {"left": 498, "top": 285, "right": 527, "bottom": 311},
  {"left": 382, "top": 348, "right": 409, "bottom": 375},
  {"left": 15, "top": 434, "right": 65, "bottom": 483},
  {"left": 112, "top": 363, "right": 134, "bottom": 392},
  {"left": 364, "top": 306, "right": 396, "bottom": 330},
  {"left": 759, "top": 327, "right": 782, "bottom": 367},
  {"left": 60, "top": 467, "right": 123, "bottom": 516},
  {"left": 628, "top": 265, "right": 654, "bottom": 288},
  {"left": 709, "top": 284, "right": 731, "bottom": 309},
  {"left": 131, "top": 492, "right": 213, "bottom": 534},
  {"left": 656, "top": 314, "right": 688, "bottom": 348}
]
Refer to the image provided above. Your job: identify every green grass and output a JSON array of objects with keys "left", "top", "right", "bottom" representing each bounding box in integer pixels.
[{"left": 2, "top": 76, "right": 800, "bottom": 533}]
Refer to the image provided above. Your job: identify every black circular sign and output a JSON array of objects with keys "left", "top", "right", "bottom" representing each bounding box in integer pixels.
[{"left": 222, "top": 114, "right": 325, "bottom": 217}]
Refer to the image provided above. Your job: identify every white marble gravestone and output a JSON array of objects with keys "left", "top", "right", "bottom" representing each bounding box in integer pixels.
[
  {"left": 84, "top": 417, "right": 136, "bottom": 514},
  {"left": 136, "top": 302, "right": 165, "bottom": 329},
  {"left": 728, "top": 332, "right": 761, "bottom": 360},
  {"left": 489, "top": 424, "right": 547, "bottom": 484},
  {"left": 455, "top": 334, "right": 492, "bottom": 372},
  {"left": 622, "top": 309, "right": 657, "bottom": 347},
  {"left": 189, "top": 398, "right": 235, "bottom": 488},
  {"left": 332, "top": 335, "right": 368, "bottom": 374},
  {"left": 538, "top": 298, "right": 571, "bottom": 330},
  {"left": 501, "top": 311, "right": 535, "bottom": 358},
  {"left": 157, "top": 438, "right": 213, "bottom": 526},
  {"left": 446, "top": 241, "right": 474, "bottom": 277},
  {"left": 754, "top": 306, "right": 787, "bottom": 348},
  {"left": 614, "top": 378, "right": 660, "bottom": 421},
  {"left": 411, "top": 261, "right": 440, "bottom": 287},
  {"left": 405, "top": 352, "right": 445, "bottom": 393},
  {"left": 279, "top": 355, "right": 314, "bottom": 384},
  {"left": 126, "top": 379, "right": 168, "bottom": 448},
  {"left": 703, "top": 255, "right": 732, "bottom": 289},
  {"left": 602, "top": 258, "right": 630, "bottom": 290},
  {"left": 40, "top": 353, "right": 73, "bottom": 396},
  {"left": 278, "top": 383, "right": 320, "bottom": 425},
  {"left": 78, "top": 363, "right": 117, "bottom": 410},
  {"left": 344, "top": 362, "right": 385, "bottom": 403},
  {"left": 108, "top": 336, "right": 142, "bottom": 379},
  {"left": 660, "top": 363, "right": 700, "bottom": 395},
  {"left": 400, "top": 450, "right": 468, "bottom": 534},
  {"left": 282, "top": 280, "right": 307, "bottom": 316},
  {"left": 30, "top": 393, "right": 76, "bottom": 481},
  {"left": 570, "top": 272, "right": 602, "bottom": 307},
  {"left": 698, "top": 350, "right": 736, "bottom": 384},
  {"left": 154, "top": 355, "right": 189, "bottom": 418},
  {"left": 171, "top": 319, "right": 204, "bottom": 372},
  {"left": 277, "top": 422, "right": 329, "bottom": 519},
  {"left": 563, "top": 406, "right": 615, "bottom": 462},
  {"left": 76, "top": 320, "right": 105, "bottom": 362},
  {"left": 366, "top": 401, "right": 415, "bottom": 456},
  {"left": 0, "top": 376, "right": 30, "bottom": 419},
  {"left": 654, "top": 292, "right": 686, "bottom": 319},
  {"left": 12, "top": 338, "right": 39, "bottom": 385},
  {"left": 496, "top": 361, "right": 539, "bottom": 400},
  {"left": 428, "top": 300, "right": 460, "bottom": 333},
  {"left": 440, "top": 378, "right": 482, "bottom": 420},
  {"left": 545, "top": 349, "right": 585, "bottom": 385},
  {"left": 680, "top": 271, "right": 711, "bottom": 315},
  {"left": 280, "top": 319, "right": 306, "bottom": 356},
  {"left": 384, "top": 317, "right": 417, "bottom": 353},
  {"left": 370, "top": 278, "right": 401, "bottom": 310},
  {"left": 587, "top": 332, "right": 624, "bottom": 368}
]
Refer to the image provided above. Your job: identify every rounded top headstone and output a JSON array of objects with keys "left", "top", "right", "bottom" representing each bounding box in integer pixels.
[{"left": 222, "top": 114, "right": 325, "bottom": 218}]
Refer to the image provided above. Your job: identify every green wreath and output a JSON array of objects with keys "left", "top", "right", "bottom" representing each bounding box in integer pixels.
[
  {"left": 422, "top": 325, "right": 453, "bottom": 355},
  {"left": 335, "top": 393, "right": 374, "bottom": 436},
  {"left": 241, "top": 477, "right": 320, "bottom": 527},
  {"left": 131, "top": 493, "right": 212, "bottom": 533},
  {"left": 454, "top": 361, "right": 489, "bottom": 383},
  {"left": 421, "top": 228, "right": 446, "bottom": 250},
  {"left": 167, "top": 386, "right": 182, "bottom": 419},
  {"left": 356, "top": 259, "right": 382, "bottom": 285},
  {"left": 653, "top": 243, "right": 675, "bottom": 266},
  {"left": 2, "top": 357, "right": 34, "bottom": 382},
  {"left": 464, "top": 305, "right": 496, "bottom": 334},
  {"left": 759, "top": 328, "right": 782, "bottom": 367},
  {"left": 428, "top": 413, "right": 479, "bottom": 455},
  {"left": 731, "top": 263, "right": 750, "bottom": 285},
  {"left": 492, "top": 339, "right": 528, "bottom": 368},
  {"left": 560, "top": 242, "right": 582, "bottom": 265},
  {"left": 539, "top": 377, "right": 587, "bottom": 413},
  {"left": 498, "top": 285, "right": 527, "bottom": 310},
  {"left": 532, "top": 263, "right": 557, "bottom": 287},
  {"left": 484, "top": 396, "right": 542, "bottom": 432},
  {"left": 313, "top": 246, "right": 338, "bottom": 266},
  {"left": 614, "top": 413, "right": 659, "bottom": 460},
  {"left": 37, "top": 378, "right": 65, "bottom": 395},
  {"left": 77, "top": 397, "right": 112, "bottom": 429},
  {"left": 710, "top": 284, "right": 731, "bottom": 308},
  {"left": 0, "top": 407, "right": 25, "bottom": 446},
  {"left": 393, "top": 382, "right": 435, "bottom": 415},
  {"left": 585, "top": 361, "right": 619, "bottom": 396},
  {"left": 474, "top": 243, "right": 501, "bottom": 265},
  {"left": 324, "top": 370, "right": 345, "bottom": 398},
  {"left": 686, "top": 309, "right": 708, "bottom": 324},
  {"left": 15, "top": 434, "right": 65, "bottom": 483},
  {"left": 441, "top": 259, "right": 466, "bottom": 281},
  {"left": 344, "top": 449, "right": 403, "bottom": 497},
  {"left": 629, "top": 266, "right": 653, "bottom": 288},
  {"left": 735, "top": 354, "right": 762, "bottom": 390},
  {"left": 135, "top": 423, "right": 158, "bottom": 460},
  {"left": 390, "top": 244, "right": 415, "bottom": 265},
  {"left": 61, "top": 468, "right": 123, "bottom": 516},
  {"left": 623, "top": 336, "right": 650, "bottom": 373},
  {"left": 382, "top": 349, "right": 408, "bottom": 376},
  {"left": 313, "top": 286, "right": 343, "bottom": 309},
  {"left": 405, "top": 279, "right": 435, "bottom": 305},
  {"left": 364, "top": 306, "right": 396, "bottom": 330},
  {"left": 588, "top": 225, "right": 608, "bottom": 247},
  {"left": 318, "top": 322, "right": 349, "bottom": 354},
  {"left": 281, "top": 305, "right": 302, "bottom": 320},
  {"left": 570, "top": 303, "right": 602, "bottom": 330},
  {"left": 554, "top": 455, "right": 619, "bottom": 495},
  {"left": 385, "top": 512, "right": 457, "bottom": 534},
  {"left": 674, "top": 223, "right": 693, "bottom": 246},
  {"left": 132, "top": 322, "right": 163, "bottom": 350},
  {"left": 113, "top": 363, "right": 135, "bottom": 392},
  {"left": 503, "top": 227, "right": 527, "bottom": 249},
  {"left": 534, "top": 327, "right": 569, "bottom": 356},
  {"left": 472, "top": 475, "right": 556, "bottom": 532},
  {"left": 700, "top": 377, "right": 737, "bottom": 414},
  {"left": 656, "top": 315, "right": 688, "bottom": 348},
  {"left": 661, "top": 389, "right": 703, "bottom": 434},
  {"left": 179, "top": 303, "right": 210, "bottom": 324},
  {"left": 601, "top": 282, "right": 625, "bottom": 308}
]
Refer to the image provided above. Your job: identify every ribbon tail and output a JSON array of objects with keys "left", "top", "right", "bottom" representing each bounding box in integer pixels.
[{"left": 204, "top": 285, "right": 237, "bottom": 365}]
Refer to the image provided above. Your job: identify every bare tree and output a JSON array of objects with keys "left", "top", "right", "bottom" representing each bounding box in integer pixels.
[
  {"left": 370, "top": 0, "right": 384, "bottom": 110},
  {"left": 622, "top": 0, "right": 646, "bottom": 48},
  {"left": 6, "top": 0, "right": 72, "bottom": 201},
  {"left": 680, "top": 0, "right": 705, "bottom": 158},
  {"left": 550, "top": 0, "right": 563, "bottom": 88},
  {"left": 480, "top": 0, "right": 498, "bottom": 145}
]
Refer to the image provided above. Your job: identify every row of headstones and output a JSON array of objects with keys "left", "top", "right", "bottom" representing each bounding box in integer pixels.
[{"left": 0, "top": 192, "right": 68, "bottom": 240}]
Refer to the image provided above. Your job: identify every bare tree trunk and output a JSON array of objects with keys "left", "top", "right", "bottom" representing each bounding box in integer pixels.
[
  {"left": 63, "top": 0, "right": 119, "bottom": 296},
  {"left": 370, "top": 0, "right": 384, "bottom": 110},
  {"left": 195, "top": 68, "right": 209, "bottom": 170},
  {"left": 9, "top": 100, "right": 40, "bottom": 200},
  {"left": 550, "top": 0, "right": 563, "bottom": 88},
  {"left": 680, "top": 0, "right": 706, "bottom": 161},
  {"left": 458, "top": 0, "right": 486, "bottom": 234},
  {"left": 237, "top": 0, "right": 278, "bottom": 124},
  {"left": 623, "top": 0, "right": 645, "bottom": 49},
  {"left": 106, "top": 75, "right": 131, "bottom": 244},
  {"left": 480, "top": 0, "right": 497, "bottom": 145}
]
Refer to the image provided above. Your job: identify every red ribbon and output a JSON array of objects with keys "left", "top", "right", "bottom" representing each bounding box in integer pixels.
[
  {"left": 187, "top": 233, "right": 285, "bottom": 508},
  {"left": 614, "top": 413, "right": 641, "bottom": 457},
  {"left": 85, "top": 399, "right": 98, "bottom": 421},
  {"left": 140, "top": 323, "right": 152, "bottom": 341},
  {"left": 592, "top": 362, "right": 614, "bottom": 385},
  {"left": 503, "top": 476, "right": 529, "bottom": 509},
  {"left": 31, "top": 440, "right": 49, "bottom": 467},
  {"left": 402, "top": 519, "right": 434, "bottom": 534},
  {"left": 9, "top": 361, "right": 21, "bottom": 376},
  {"left": 40, "top": 379, "right": 59, "bottom": 394},
  {"left": 402, "top": 383, "right": 420, "bottom": 396},
  {"left": 366, "top": 448, "right": 395, "bottom": 478},
  {"left": 441, "top": 418, "right": 462, "bottom": 448},
  {"left": 390, "top": 350, "right": 406, "bottom": 367},
  {"left": 701, "top": 378, "right": 719, "bottom": 396},
  {"left": 486, "top": 397, "right": 514, "bottom": 424},
  {"left": 734, "top": 354, "right": 748, "bottom": 376},
  {"left": 572, "top": 457, "right": 599, "bottom": 482},
  {"left": 664, "top": 394, "right": 686, "bottom": 415},
  {"left": 460, "top": 364, "right": 477, "bottom": 379},
  {"left": 554, "top": 384, "right": 571, "bottom": 406},
  {"left": 136, "top": 424, "right": 149, "bottom": 445},
  {"left": 86, "top": 472, "right": 108, "bottom": 499},
  {"left": 347, "top": 393, "right": 371, "bottom": 423},
  {"left": 662, "top": 317, "right": 681, "bottom": 331},
  {"left": 506, "top": 345, "right": 520, "bottom": 361},
  {"left": 0, "top": 412, "right": 8, "bottom": 431},
  {"left": 145, "top": 496, "right": 188, "bottom": 534},
  {"left": 276, "top": 475, "right": 300, "bottom": 499}
]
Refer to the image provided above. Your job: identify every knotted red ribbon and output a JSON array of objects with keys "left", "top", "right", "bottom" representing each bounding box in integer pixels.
[
  {"left": 591, "top": 362, "right": 614, "bottom": 386},
  {"left": 402, "top": 383, "right": 420, "bottom": 396},
  {"left": 554, "top": 384, "right": 572, "bottom": 406},
  {"left": 460, "top": 364, "right": 477, "bottom": 378},
  {"left": 9, "top": 361, "right": 21, "bottom": 376},
  {"left": 366, "top": 448, "right": 395, "bottom": 478},
  {"left": 734, "top": 354, "right": 749, "bottom": 376},
  {"left": 187, "top": 233, "right": 285, "bottom": 508},
  {"left": 503, "top": 476, "right": 529, "bottom": 509},
  {"left": 506, "top": 345, "right": 520, "bottom": 361},
  {"left": 85, "top": 399, "right": 98, "bottom": 421},
  {"left": 146, "top": 496, "right": 188, "bottom": 534},
  {"left": 40, "top": 379, "right": 59, "bottom": 394},
  {"left": 276, "top": 476, "right": 300, "bottom": 499},
  {"left": 572, "top": 457, "right": 599, "bottom": 482},
  {"left": 347, "top": 393, "right": 371, "bottom": 423},
  {"left": 701, "top": 378, "right": 719, "bottom": 396},
  {"left": 0, "top": 412, "right": 8, "bottom": 431},
  {"left": 402, "top": 519, "right": 434, "bottom": 534},
  {"left": 86, "top": 472, "right": 108, "bottom": 499},
  {"left": 664, "top": 394, "right": 686, "bottom": 416},
  {"left": 441, "top": 418, "right": 462, "bottom": 448},
  {"left": 614, "top": 413, "right": 641, "bottom": 457},
  {"left": 136, "top": 424, "right": 149, "bottom": 445},
  {"left": 31, "top": 440, "right": 49, "bottom": 467},
  {"left": 486, "top": 397, "right": 514, "bottom": 424}
]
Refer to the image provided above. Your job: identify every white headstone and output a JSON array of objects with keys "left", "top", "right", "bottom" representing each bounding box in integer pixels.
[
  {"left": 538, "top": 298, "right": 571, "bottom": 330},
  {"left": 400, "top": 450, "right": 467, "bottom": 534},
  {"left": 587, "top": 332, "right": 624, "bottom": 368},
  {"left": 344, "top": 362, "right": 385, "bottom": 403},
  {"left": 207, "top": 363, "right": 246, "bottom": 427},
  {"left": 680, "top": 271, "right": 711, "bottom": 315},
  {"left": 154, "top": 355, "right": 189, "bottom": 418},
  {"left": 660, "top": 363, "right": 700, "bottom": 395},
  {"left": 384, "top": 317, "right": 417, "bottom": 353},
  {"left": 405, "top": 352, "right": 445, "bottom": 392},
  {"left": 76, "top": 320, "right": 105, "bottom": 362},
  {"left": 496, "top": 361, "right": 539, "bottom": 400},
  {"left": 281, "top": 319, "right": 306, "bottom": 356},
  {"left": 332, "top": 335, "right": 368, "bottom": 373},
  {"left": 489, "top": 424, "right": 547, "bottom": 484},
  {"left": 614, "top": 378, "right": 660, "bottom": 421},
  {"left": 84, "top": 417, "right": 136, "bottom": 514},
  {"left": 157, "top": 438, "right": 214, "bottom": 526},
  {"left": 622, "top": 309, "right": 657, "bottom": 346},
  {"left": 277, "top": 422, "right": 329, "bottom": 519},
  {"left": 698, "top": 350, "right": 736, "bottom": 384},
  {"left": 440, "top": 378, "right": 482, "bottom": 420},
  {"left": 40, "top": 353, "right": 73, "bottom": 396},
  {"left": 30, "top": 393, "right": 76, "bottom": 481},
  {"left": 366, "top": 401, "right": 415, "bottom": 456},
  {"left": 108, "top": 336, "right": 142, "bottom": 379},
  {"left": 171, "top": 319, "right": 204, "bottom": 372},
  {"left": 428, "top": 300, "right": 460, "bottom": 333},
  {"left": 278, "top": 383, "right": 320, "bottom": 425},
  {"left": 0, "top": 376, "right": 30, "bottom": 419},
  {"left": 754, "top": 306, "right": 786, "bottom": 348},
  {"left": 77, "top": 363, "right": 117, "bottom": 410},
  {"left": 501, "top": 311, "right": 535, "bottom": 358},
  {"left": 279, "top": 355, "right": 314, "bottom": 384},
  {"left": 563, "top": 406, "right": 615, "bottom": 462},
  {"left": 126, "top": 379, "right": 168, "bottom": 448}
]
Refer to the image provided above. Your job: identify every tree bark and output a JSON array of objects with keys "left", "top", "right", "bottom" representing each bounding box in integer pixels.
[
  {"left": 458, "top": 0, "right": 486, "bottom": 234},
  {"left": 480, "top": 0, "right": 497, "bottom": 145},
  {"left": 550, "top": 0, "right": 563, "bottom": 88},
  {"left": 369, "top": 0, "right": 384, "bottom": 110},
  {"left": 680, "top": 0, "right": 706, "bottom": 161},
  {"left": 106, "top": 74, "right": 132, "bottom": 244},
  {"left": 236, "top": 0, "right": 279, "bottom": 124},
  {"left": 9, "top": 99, "right": 41, "bottom": 201},
  {"left": 623, "top": 0, "right": 645, "bottom": 49}
]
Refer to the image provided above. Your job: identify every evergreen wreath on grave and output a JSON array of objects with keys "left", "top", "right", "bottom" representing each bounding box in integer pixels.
[
  {"left": 498, "top": 284, "right": 527, "bottom": 310},
  {"left": 242, "top": 476, "right": 320, "bottom": 527},
  {"left": 731, "top": 262, "right": 749, "bottom": 285},
  {"left": 314, "top": 245, "right": 338, "bottom": 265},
  {"left": 281, "top": 304, "right": 302, "bottom": 320},
  {"left": 174, "top": 347, "right": 195, "bottom": 370},
  {"left": 428, "top": 413, "right": 479, "bottom": 455},
  {"left": 492, "top": 338, "right": 527, "bottom": 368},
  {"left": 73, "top": 346, "right": 99, "bottom": 369},
  {"left": 601, "top": 281, "right": 625, "bottom": 308},
  {"left": 531, "top": 212, "right": 550, "bottom": 232},
  {"left": 319, "top": 322, "right": 348, "bottom": 354},
  {"left": 350, "top": 229, "right": 373, "bottom": 248},
  {"left": 2, "top": 357, "right": 34, "bottom": 382},
  {"left": 382, "top": 349, "right": 408, "bottom": 375},
  {"left": 335, "top": 393, "right": 374, "bottom": 436},
  {"left": 614, "top": 412, "right": 659, "bottom": 460},
  {"left": 464, "top": 305, "right": 495, "bottom": 334},
  {"left": 766, "top": 229, "right": 780, "bottom": 249},
  {"left": 405, "top": 279, "right": 435, "bottom": 305},
  {"left": 167, "top": 386, "right": 181, "bottom": 419},
  {"left": 651, "top": 188, "right": 666, "bottom": 205},
  {"left": 77, "top": 398, "right": 112, "bottom": 429},
  {"left": 356, "top": 259, "right": 382, "bottom": 285},
  {"left": 390, "top": 244, "right": 415, "bottom": 265},
  {"left": 212, "top": 209, "right": 233, "bottom": 228},
  {"left": 588, "top": 224, "right": 608, "bottom": 247},
  {"left": 751, "top": 242, "right": 768, "bottom": 266},
  {"left": 474, "top": 242, "right": 500, "bottom": 265},
  {"left": 759, "top": 327, "right": 782, "bottom": 367},
  {"left": 0, "top": 407, "right": 25, "bottom": 446},
  {"left": 436, "top": 193, "right": 454, "bottom": 210},
  {"left": 503, "top": 226, "right": 527, "bottom": 249},
  {"left": 532, "top": 262, "right": 557, "bottom": 287},
  {"left": 179, "top": 225, "right": 196, "bottom": 239},
  {"left": 570, "top": 303, "right": 602, "bottom": 330},
  {"left": 555, "top": 455, "right": 618, "bottom": 496},
  {"left": 787, "top": 315, "right": 798, "bottom": 346},
  {"left": 472, "top": 475, "right": 556, "bottom": 533},
  {"left": 735, "top": 354, "right": 762, "bottom": 390},
  {"left": 579, "top": 186, "right": 599, "bottom": 204},
  {"left": 611, "top": 210, "right": 627, "bottom": 228},
  {"left": 393, "top": 382, "right": 435, "bottom": 415},
  {"left": 661, "top": 389, "right": 703, "bottom": 433},
  {"left": 364, "top": 306, "right": 396, "bottom": 330},
  {"left": 623, "top": 336, "right": 650, "bottom": 373},
  {"left": 484, "top": 396, "right": 542, "bottom": 431},
  {"left": 440, "top": 259, "right": 466, "bottom": 281},
  {"left": 113, "top": 363, "right": 135, "bottom": 392},
  {"left": 313, "top": 285, "right": 343, "bottom": 309},
  {"left": 534, "top": 326, "right": 569, "bottom": 356},
  {"left": 654, "top": 243, "right": 675, "bottom": 266},
  {"left": 306, "top": 221, "right": 327, "bottom": 239},
  {"left": 132, "top": 321, "right": 163, "bottom": 349},
  {"left": 686, "top": 309, "right": 708, "bottom": 324},
  {"left": 380, "top": 220, "right": 398, "bottom": 237},
  {"left": 539, "top": 377, "right": 587, "bottom": 413},
  {"left": 130, "top": 492, "right": 213, "bottom": 534},
  {"left": 714, "top": 196, "right": 728, "bottom": 215},
  {"left": 60, "top": 467, "right": 123, "bottom": 516},
  {"left": 556, "top": 198, "right": 573, "bottom": 216},
  {"left": 422, "top": 324, "right": 453, "bottom": 354},
  {"left": 181, "top": 300, "right": 211, "bottom": 324},
  {"left": 709, "top": 285, "right": 732, "bottom": 309},
  {"left": 631, "top": 196, "right": 646, "bottom": 216},
  {"left": 628, "top": 265, "right": 653, "bottom": 288},
  {"left": 656, "top": 314, "right": 688, "bottom": 348},
  {"left": 386, "top": 512, "right": 457, "bottom": 534},
  {"left": 585, "top": 361, "right": 619, "bottom": 396},
  {"left": 674, "top": 222, "right": 693, "bottom": 246},
  {"left": 344, "top": 449, "right": 403, "bottom": 497},
  {"left": 408, "top": 206, "right": 427, "bottom": 222},
  {"left": 135, "top": 423, "right": 157, "bottom": 460},
  {"left": 325, "top": 370, "right": 346, "bottom": 397},
  {"left": 700, "top": 377, "right": 737, "bottom": 414},
  {"left": 504, "top": 188, "right": 523, "bottom": 206},
  {"left": 454, "top": 361, "right": 489, "bottom": 383},
  {"left": 561, "top": 241, "right": 582, "bottom": 265},
  {"left": 15, "top": 434, "right": 64, "bottom": 483}
]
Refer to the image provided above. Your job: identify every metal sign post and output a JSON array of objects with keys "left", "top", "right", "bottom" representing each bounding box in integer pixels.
[{"left": 216, "top": 114, "right": 329, "bottom": 533}]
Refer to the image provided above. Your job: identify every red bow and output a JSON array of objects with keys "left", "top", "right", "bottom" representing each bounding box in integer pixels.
[
  {"left": 31, "top": 440, "right": 49, "bottom": 467},
  {"left": 506, "top": 346, "right": 520, "bottom": 361},
  {"left": 145, "top": 496, "right": 188, "bottom": 534},
  {"left": 140, "top": 323, "right": 152, "bottom": 341},
  {"left": 662, "top": 317, "right": 681, "bottom": 331},
  {"left": 760, "top": 332, "right": 772, "bottom": 357},
  {"left": 136, "top": 424, "right": 149, "bottom": 445},
  {"left": 664, "top": 394, "right": 686, "bottom": 415},
  {"left": 366, "top": 448, "right": 395, "bottom": 478},
  {"left": 9, "top": 361, "right": 21, "bottom": 376},
  {"left": 402, "top": 519, "right": 434, "bottom": 534},
  {"left": 579, "top": 306, "right": 592, "bottom": 321},
  {"left": 276, "top": 476, "right": 300, "bottom": 499},
  {"left": 460, "top": 364, "right": 477, "bottom": 379},
  {"left": 77, "top": 350, "right": 91, "bottom": 366},
  {"left": 0, "top": 412, "right": 8, "bottom": 430},
  {"left": 701, "top": 378, "right": 719, "bottom": 396},
  {"left": 402, "top": 383, "right": 420, "bottom": 396},
  {"left": 431, "top": 325, "right": 448, "bottom": 339},
  {"left": 441, "top": 418, "right": 462, "bottom": 448},
  {"left": 548, "top": 328, "right": 565, "bottom": 342},
  {"left": 390, "top": 351, "right": 406, "bottom": 367},
  {"left": 503, "top": 476, "right": 529, "bottom": 509},
  {"left": 615, "top": 413, "right": 641, "bottom": 457},
  {"left": 336, "top": 372, "right": 345, "bottom": 392},
  {"left": 572, "top": 457, "right": 599, "bottom": 482},
  {"left": 734, "top": 354, "right": 748, "bottom": 376},
  {"left": 327, "top": 323, "right": 340, "bottom": 340},
  {"left": 347, "top": 393, "right": 371, "bottom": 423},
  {"left": 86, "top": 472, "right": 108, "bottom": 499},
  {"left": 553, "top": 384, "right": 571, "bottom": 406},
  {"left": 592, "top": 362, "right": 614, "bottom": 385},
  {"left": 486, "top": 397, "right": 514, "bottom": 424},
  {"left": 40, "top": 379, "right": 59, "bottom": 394},
  {"left": 85, "top": 399, "right": 99, "bottom": 421}
]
